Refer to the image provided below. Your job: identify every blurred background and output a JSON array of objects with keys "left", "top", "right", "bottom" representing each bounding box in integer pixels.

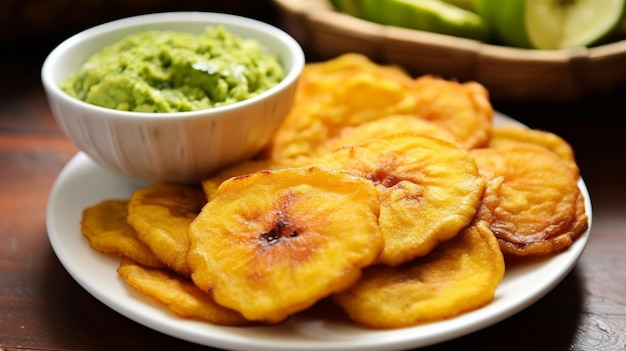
[
  {"left": 0, "top": 0, "right": 280, "bottom": 40},
  {"left": 0, "top": 0, "right": 280, "bottom": 69}
]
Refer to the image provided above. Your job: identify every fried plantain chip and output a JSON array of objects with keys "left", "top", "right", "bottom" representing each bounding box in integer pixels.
[
  {"left": 314, "top": 114, "right": 459, "bottom": 155},
  {"left": 497, "top": 186, "right": 589, "bottom": 257},
  {"left": 333, "top": 219, "right": 505, "bottom": 329},
  {"left": 296, "top": 53, "right": 413, "bottom": 101},
  {"left": 117, "top": 258, "right": 250, "bottom": 326},
  {"left": 263, "top": 71, "right": 417, "bottom": 160},
  {"left": 81, "top": 199, "right": 164, "bottom": 268},
  {"left": 201, "top": 158, "right": 302, "bottom": 201},
  {"left": 489, "top": 125, "right": 576, "bottom": 162},
  {"left": 319, "top": 72, "right": 417, "bottom": 128},
  {"left": 311, "top": 133, "right": 485, "bottom": 266},
  {"left": 187, "top": 166, "right": 384, "bottom": 323},
  {"left": 260, "top": 97, "right": 329, "bottom": 160},
  {"left": 410, "top": 75, "right": 493, "bottom": 149},
  {"left": 263, "top": 54, "right": 495, "bottom": 160},
  {"left": 470, "top": 145, "right": 586, "bottom": 256},
  {"left": 127, "top": 183, "right": 207, "bottom": 276}
]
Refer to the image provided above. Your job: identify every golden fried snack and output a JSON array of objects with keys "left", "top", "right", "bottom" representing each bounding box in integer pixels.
[
  {"left": 470, "top": 145, "right": 586, "bottom": 256},
  {"left": 201, "top": 158, "right": 302, "bottom": 201},
  {"left": 187, "top": 166, "right": 384, "bottom": 323},
  {"left": 127, "top": 183, "right": 207, "bottom": 276},
  {"left": 264, "top": 54, "right": 496, "bottom": 160},
  {"left": 489, "top": 125, "right": 576, "bottom": 162},
  {"left": 321, "top": 72, "right": 417, "bottom": 129},
  {"left": 297, "top": 53, "right": 413, "bottom": 101},
  {"left": 117, "top": 258, "right": 250, "bottom": 326},
  {"left": 312, "top": 133, "right": 485, "bottom": 266},
  {"left": 260, "top": 97, "right": 328, "bottom": 160},
  {"left": 498, "top": 186, "right": 589, "bottom": 257},
  {"left": 264, "top": 71, "right": 417, "bottom": 160},
  {"left": 410, "top": 75, "right": 493, "bottom": 149},
  {"left": 333, "top": 220, "right": 505, "bottom": 329},
  {"left": 314, "top": 114, "right": 459, "bottom": 155},
  {"left": 81, "top": 199, "right": 164, "bottom": 268}
]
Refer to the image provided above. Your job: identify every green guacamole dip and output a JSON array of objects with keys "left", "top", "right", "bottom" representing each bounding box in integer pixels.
[{"left": 60, "top": 26, "right": 285, "bottom": 112}]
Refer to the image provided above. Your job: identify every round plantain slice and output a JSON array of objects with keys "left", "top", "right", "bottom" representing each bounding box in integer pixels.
[
  {"left": 312, "top": 133, "right": 485, "bottom": 266},
  {"left": 489, "top": 125, "right": 576, "bottom": 162},
  {"left": 117, "top": 258, "right": 250, "bottom": 326},
  {"left": 200, "top": 158, "right": 302, "bottom": 201},
  {"left": 296, "top": 53, "right": 413, "bottom": 102},
  {"left": 498, "top": 186, "right": 589, "bottom": 257},
  {"left": 332, "top": 219, "right": 505, "bottom": 329},
  {"left": 314, "top": 114, "right": 459, "bottom": 156},
  {"left": 263, "top": 71, "right": 417, "bottom": 161},
  {"left": 81, "top": 199, "right": 164, "bottom": 268},
  {"left": 410, "top": 75, "right": 493, "bottom": 150},
  {"left": 127, "top": 183, "right": 207, "bottom": 277},
  {"left": 470, "top": 145, "right": 585, "bottom": 256},
  {"left": 187, "top": 166, "right": 384, "bottom": 324}
]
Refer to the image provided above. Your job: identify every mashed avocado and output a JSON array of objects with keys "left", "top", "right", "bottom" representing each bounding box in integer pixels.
[{"left": 60, "top": 26, "right": 285, "bottom": 112}]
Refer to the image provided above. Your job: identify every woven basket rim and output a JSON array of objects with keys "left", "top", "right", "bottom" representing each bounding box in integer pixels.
[{"left": 273, "top": 0, "right": 626, "bottom": 100}]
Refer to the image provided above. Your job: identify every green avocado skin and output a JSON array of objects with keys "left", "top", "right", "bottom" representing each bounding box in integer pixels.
[
  {"left": 331, "top": 0, "right": 492, "bottom": 41},
  {"left": 475, "top": 0, "right": 532, "bottom": 48}
]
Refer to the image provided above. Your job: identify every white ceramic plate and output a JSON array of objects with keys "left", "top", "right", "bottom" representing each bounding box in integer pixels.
[{"left": 46, "top": 113, "right": 592, "bottom": 351}]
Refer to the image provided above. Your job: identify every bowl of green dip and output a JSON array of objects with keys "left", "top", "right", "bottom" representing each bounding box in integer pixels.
[{"left": 42, "top": 12, "right": 305, "bottom": 183}]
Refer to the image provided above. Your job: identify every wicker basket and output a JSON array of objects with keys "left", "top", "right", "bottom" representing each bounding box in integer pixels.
[{"left": 273, "top": 0, "right": 626, "bottom": 101}]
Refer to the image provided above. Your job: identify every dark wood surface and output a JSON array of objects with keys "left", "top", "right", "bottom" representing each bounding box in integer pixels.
[{"left": 1, "top": 5, "right": 626, "bottom": 351}]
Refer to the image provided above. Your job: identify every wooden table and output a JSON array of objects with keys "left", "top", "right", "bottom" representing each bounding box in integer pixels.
[{"left": 2, "top": 20, "right": 626, "bottom": 351}]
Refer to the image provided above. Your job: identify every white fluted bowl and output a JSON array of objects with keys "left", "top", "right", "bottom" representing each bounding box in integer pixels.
[{"left": 42, "top": 12, "right": 304, "bottom": 183}]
